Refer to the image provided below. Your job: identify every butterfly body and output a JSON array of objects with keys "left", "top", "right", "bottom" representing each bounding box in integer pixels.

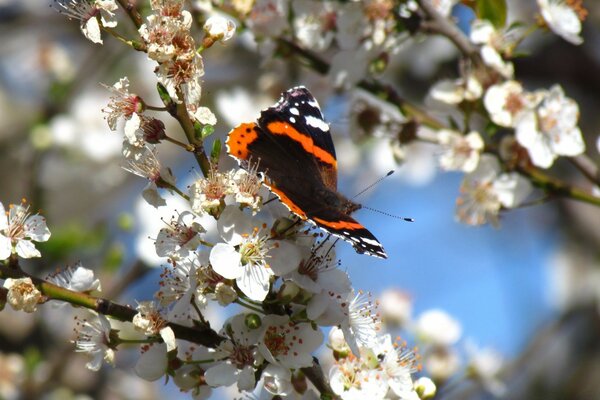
[{"left": 226, "top": 86, "right": 387, "bottom": 259}]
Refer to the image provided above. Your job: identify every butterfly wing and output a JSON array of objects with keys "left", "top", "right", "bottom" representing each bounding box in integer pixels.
[
  {"left": 258, "top": 86, "right": 338, "bottom": 191},
  {"left": 226, "top": 86, "right": 387, "bottom": 259}
]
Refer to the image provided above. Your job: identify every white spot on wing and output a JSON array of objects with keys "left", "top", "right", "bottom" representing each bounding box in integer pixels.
[
  {"left": 289, "top": 116, "right": 296, "bottom": 123},
  {"left": 305, "top": 115, "right": 329, "bottom": 132},
  {"left": 289, "top": 107, "right": 299, "bottom": 115},
  {"left": 359, "top": 237, "right": 382, "bottom": 247}
]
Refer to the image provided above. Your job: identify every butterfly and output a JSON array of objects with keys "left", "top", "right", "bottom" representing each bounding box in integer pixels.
[{"left": 226, "top": 86, "right": 387, "bottom": 258}]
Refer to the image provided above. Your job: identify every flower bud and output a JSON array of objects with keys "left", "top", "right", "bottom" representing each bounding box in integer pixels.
[{"left": 244, "top": 313, "right": 261, "bottom": 330}]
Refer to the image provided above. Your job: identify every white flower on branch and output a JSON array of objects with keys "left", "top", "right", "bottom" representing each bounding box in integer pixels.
[
  {"left": 102, "top": 77, "right": 143, "bottom": 133},
  {"left": 437, "top": 130, "right": 484, "bottom": 173},
  {"left": 47, "top": 261, "right": 101, "bottom": 293},
  {"left": 257, "top": 314, "right": 324, "bottom": 369},
  {"left": 307, "top": 290, "right": 379, "bottom": 357},
  {"left": 284, "top": 245, "right": 351, "bottom": 295},
  {"left": 156, "top": 255, "right": 214, "bottom": 325},
  {"left": 204, "top": 314, "right": 261, "bottom": 391},
  {"left": 0, "top": 201, "right": 50, "bottom": 260},
  {"left": 231, "top": 167, "right": 264, "bottom": 213},
  {"left": 73, "top": 313, "right": 115, "bottom": 371},
  {"left": 122, "top": 146, "right": 176, "bottom": 208},
  {"left": 3, "top": 278, "right": 42, "bottom": 313},
  {"left": 292, "top": 0, "right": 336, "bottom": 51},
  {"left": 54, "top": 0, "right": 118, "bottom": 44},
  {"left": 429, "top": 75, "right": 483, "bottom": 105},
  {"left": 246, "top": 0, "right": 289, "bottom": 38},
  {"left": 132, "top": 301, "right": 177, "bottom": 353},
  {"left": 189, "top": 169, "right": 234, "bottom": 215},
  {"left": 379, "top": 288, "right": 412, "bottom": 328},
  {"left": 470, "top": 19, "right": 516, "bottom": 78},
  {"left": 0, "top": 353, "right": 25, "bottom": 400},
  {"left": 537, "top": 0, "right": 586, "bottom": 45},
  {"left": 187, "top": 105, "right": 217, "bottom": 126},
  {"left": 415, "top": 309, "right": 462, "bottom": 347},
  {"left": 155, "top": 211, "right": 205, "bottom": 259},
  {"left": 484, "top": 80, "right": 542, "bottom": 128},
  {"left": 515, "top": 85, "right": 585, "bottom": 168},
  {"left": 203, "top": 15, "right": 236, "bottom": 43},
  {"left": 465, "top": 341, "right": 507, "bottom": 397},
  {"left": 209, "top": 206, "right": 301, "bottom": 301},
  {"left": 456, "top": 155, "right": 532, "bottom": 226},
  {"left": 329, "top": 354, "right": 389, "bottom": 399},
  {"left": 373, "top": 334, "right": 421, "bottom": 399}
]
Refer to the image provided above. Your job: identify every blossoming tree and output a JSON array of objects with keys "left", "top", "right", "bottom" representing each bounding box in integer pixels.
[{"left": 0, "top": 0, "right": 598, "bottom": 399}]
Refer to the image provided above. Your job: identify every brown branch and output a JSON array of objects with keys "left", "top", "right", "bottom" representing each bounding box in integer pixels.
[
  {"left": 301, "top": 358, "right": 339, "bottom": 399},
  {"left": 568, "top": 155, "right": 600, "bottom": 187},
  {"left": 116, "top": 0, "right": 143, "bottom": 29},
  {"left": 415, "top": 0, "right": 480, "bottom": 59}
]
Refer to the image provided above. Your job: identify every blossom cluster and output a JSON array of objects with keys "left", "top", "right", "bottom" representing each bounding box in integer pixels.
[{"left": 0, "top": 0, "right": 595, "bottom": 398}]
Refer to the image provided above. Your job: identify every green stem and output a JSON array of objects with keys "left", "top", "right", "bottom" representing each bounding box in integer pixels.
[
  {"left": 523, "top": 167, "right": 600, "bottom": 207},
  {"left": 156, "top": 177, "right": 190, "bottom": 201},
  {"left": 234, "top": 299, "right": 264, "bottom": 314},
  {"left": 145, "top": 104, "right": 169, "bottom": 111},
  {"left": 164, "top": 135, "right": 196, "bottom": 152}
]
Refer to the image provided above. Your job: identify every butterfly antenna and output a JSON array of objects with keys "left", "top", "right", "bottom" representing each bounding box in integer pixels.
[
  {"left": 352, "top": 170, "right": 395, "bottom": 200},
  {"left": 361, "top": 206, "right": 414, "bottom": 222}
]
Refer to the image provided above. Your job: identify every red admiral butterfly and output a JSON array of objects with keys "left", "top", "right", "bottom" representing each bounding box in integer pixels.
[{"left": 226, "top": 86, "right": 387, "bottom": 259}]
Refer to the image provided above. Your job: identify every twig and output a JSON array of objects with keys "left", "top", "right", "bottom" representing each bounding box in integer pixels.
[
  {"left": 0, "top": 265, "right": 225, "bottom": 348},
  {"left": 568, "top": 155, "right": 600, "bottom": 187},
  {"left": 415, "top": 0, "right": 480, "bottom": 59}
]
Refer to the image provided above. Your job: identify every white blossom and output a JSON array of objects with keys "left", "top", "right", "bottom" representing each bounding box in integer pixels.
[
  {"left": 0, "top": 201, "right": 50, "bottom": 260},
  {"left": 415, "top": 309, "right": 462, "bottom": 347},
  {"left": 437, "top": 130, "right": 484, "bottom": 173},
  {"left": 537, "top": 0, "right": 585, "bottom": 45},
  {"left": 73, "top": 313, "right": 115, "bottom": 371},
  {"left": 209, "top": 206, "right": 302, "bottom": 301},
  {"left": 54, "top": 0, "right": 118, "bottom": 44},
  {"left": 258, "top": 314, "right": 323, "bottom": 369},
  {"left": 204, "top": 314, "right": 260, "bottom": 391},
  {"left": 515, "top": 85, "right": 585, "bottom": 168},
  {"left": 155, "top": 211, "right": 205, "bottom": 259},
  {"left": 3, "top": 278, "right": 42, "bottom": 313},
  {"left": 203, "top": 15, "right": 236, "bottom": 42},
  {"left": 456, "top": 155, "right": 532, "bottom": 226},
  {"left": 47, "top": 262, "right": 101, "bottom": 293}
]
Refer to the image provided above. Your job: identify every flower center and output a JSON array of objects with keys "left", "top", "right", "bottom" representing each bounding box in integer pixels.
[
  {"left": 504, "top": 92, "right": 524, "bottom": 116},
  {"left": 263, "top": 325, "right": 290, "bottom": 357},
  {"left": 239, "top": 227, "right": 270, "bottom": 267},
  {"left": 566, "top": 0, "right": 587, "bottom": 21},
  {"left": 539, "top": 113, "right": 557, "bottom": 134},
  {"left": 230, "top": 343, "right": 255, "bottom": 368},
  {"left": 6, "top": 204, "right": 30, "bottom": 241}
]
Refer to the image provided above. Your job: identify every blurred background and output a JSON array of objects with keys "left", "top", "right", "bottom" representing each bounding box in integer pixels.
[{"left": 1, "top": 1, "right": 600, "bottom": 399}]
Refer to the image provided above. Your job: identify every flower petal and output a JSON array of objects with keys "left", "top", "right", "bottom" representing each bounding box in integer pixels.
[
  {"left": 210, "top": 243, "right": 243, "bottom": 279},
  {"left": 205, "top": 362, "right": 239, "bottom": 387},
  {"left": 15, "top": 240, "right": 40, "bottom": 259}
]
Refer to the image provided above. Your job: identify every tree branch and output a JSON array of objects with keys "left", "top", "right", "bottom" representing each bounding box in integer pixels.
[{"left": 0, "top": 265, "right": 225, "bottom": 347}]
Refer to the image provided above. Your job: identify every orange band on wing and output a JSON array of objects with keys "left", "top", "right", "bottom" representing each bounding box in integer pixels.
[
  {"left": 227, "top": 123, "right": 259, "bottom": 161},
  {"left": 312, "top": 217, "right": 364, "bottom": 230},
  {"left": 265, "top": 183, "right": 307, "bottom": 220},
  {"left": 266, "top": 121, "right": 337, "bottom": 168}
]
